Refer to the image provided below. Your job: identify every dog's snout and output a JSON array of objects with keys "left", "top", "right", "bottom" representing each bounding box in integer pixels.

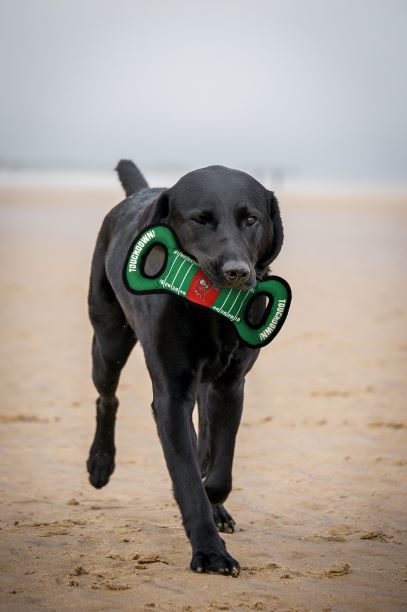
[{"left": 222, "top": 261, "right": 250, "bottom": 284}]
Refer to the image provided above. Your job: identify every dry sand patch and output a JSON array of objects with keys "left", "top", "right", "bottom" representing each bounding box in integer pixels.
[{"left": 0, "top": 190, "right": 406, "bottom": 611}]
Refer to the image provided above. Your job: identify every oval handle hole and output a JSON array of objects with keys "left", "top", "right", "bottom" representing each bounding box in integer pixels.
[
  {"left": 141, "top": 243, "right": 167, "bottom": 279},
  {"left": 245, "top": 293, "right": 274, "bottom": 329}
]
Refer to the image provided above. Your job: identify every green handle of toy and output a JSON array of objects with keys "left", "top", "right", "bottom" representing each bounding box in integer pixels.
[
  {"left": 124, "top": 225, "right": 184, "bottom": 292},
  {"left": 232, "top": 278, "right": 290, "bottom": 347},
  {"left": 123, "top": 225, "right": 291, "bottom": 348}
]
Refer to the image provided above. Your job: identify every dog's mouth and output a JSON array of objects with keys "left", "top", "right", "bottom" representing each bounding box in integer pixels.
[{"left": 199, "top": 261, "right": 256, "bottom": 291}]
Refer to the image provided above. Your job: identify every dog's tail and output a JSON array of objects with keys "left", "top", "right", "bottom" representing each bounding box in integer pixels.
[{"left": 115, "top": 159, "right": 148, "bottom": 196}]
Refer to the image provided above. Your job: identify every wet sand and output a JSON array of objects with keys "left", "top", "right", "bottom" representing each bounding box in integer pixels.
[{"left": 0, "top": 183, "right": 406, "bottom": 611}]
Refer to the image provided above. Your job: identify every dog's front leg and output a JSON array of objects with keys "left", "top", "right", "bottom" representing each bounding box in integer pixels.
[
  {"left": 202, "top": 347, "right": 260, "bottom": 532},
  {"left": 203, "top": 378, "right": 244, "bottom": 506},
  {"left": 150, "top": 371, "right": 240, "bottom": 576}
]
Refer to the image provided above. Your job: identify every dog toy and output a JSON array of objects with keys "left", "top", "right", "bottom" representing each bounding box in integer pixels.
[{"left": 123, "top": 224, "right": 291, "bottom": 348}]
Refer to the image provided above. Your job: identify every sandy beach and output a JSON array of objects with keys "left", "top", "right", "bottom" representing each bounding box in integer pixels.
[{"left": 0, "top": 181, "right": 406, "bottom": 611}]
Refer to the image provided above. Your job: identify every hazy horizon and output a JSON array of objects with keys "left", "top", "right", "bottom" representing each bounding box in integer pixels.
[{"left": 1, "top": 0, "right": 406, "bottom": 182}]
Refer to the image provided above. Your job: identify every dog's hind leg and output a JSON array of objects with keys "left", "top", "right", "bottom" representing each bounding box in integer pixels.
[
  {"left": 87, "top": 236, "right": 137, "bottom": 488},
  {"left": 87, "top": 320, "right": 136, "bottom": 488}
]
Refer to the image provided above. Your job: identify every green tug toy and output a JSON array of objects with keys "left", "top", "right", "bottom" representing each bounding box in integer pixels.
[{"left": 123, "top": 224, "right": 291, "bottom": 348}]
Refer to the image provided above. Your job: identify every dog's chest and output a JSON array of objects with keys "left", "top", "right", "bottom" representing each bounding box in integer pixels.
[{"left": 190, "top": 308, "right": 240, "bottom": 382}]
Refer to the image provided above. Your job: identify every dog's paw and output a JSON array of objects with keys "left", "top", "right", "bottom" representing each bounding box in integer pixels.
[
  {"left": 212, "top": 504, "right": 236, "bottom": 533},
  {"left": 86, "top": 447, "right": 115, "bottom": 489},
  {"left": 190, "top": 539, "right": 240, "bottom": 576}
]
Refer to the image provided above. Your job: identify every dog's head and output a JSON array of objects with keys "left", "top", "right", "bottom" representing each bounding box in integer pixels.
[{"left": 140, "top": 165, "right": 283, "bottom": 289}]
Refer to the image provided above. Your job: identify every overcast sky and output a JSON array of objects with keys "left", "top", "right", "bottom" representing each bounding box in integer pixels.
[{"left": 0, "top": 0, "right": 406, "bottom": 181}]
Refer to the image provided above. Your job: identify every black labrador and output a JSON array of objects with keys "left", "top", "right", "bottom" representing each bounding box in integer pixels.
[{"left": 87, "top": 161, "right": 284, "bottom": 575}]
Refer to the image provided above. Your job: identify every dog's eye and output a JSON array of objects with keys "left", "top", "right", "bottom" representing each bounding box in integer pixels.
[
  {"left": 246, "top": 216, "right": 257, "bottom": 227},
  {"left": 191, "top": 213, "right": 214, "bottom": 225}
]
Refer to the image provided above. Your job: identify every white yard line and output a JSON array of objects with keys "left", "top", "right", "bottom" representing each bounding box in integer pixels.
[
  {"left": 179, "top": 262, "right": 195, "bottom": 292},
  {"left": 164, "top": 253, "right": 180, "bottom": 283},
  {"left": 171, "top": 258, "right": 186, "bottom": 288},
  {"left": 235, "top": 290, "right": 253, "bottom": 319},
  {"left": 227, "top": 291, "right": 241, "bottom": 315},
  {"left": 219, "top": 289, "right": 232, "bottom": 312}
]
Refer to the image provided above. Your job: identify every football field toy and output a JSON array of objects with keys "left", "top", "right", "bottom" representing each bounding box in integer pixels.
[{"left": 123, "top": 224, "right": 291, "bottom": 348}]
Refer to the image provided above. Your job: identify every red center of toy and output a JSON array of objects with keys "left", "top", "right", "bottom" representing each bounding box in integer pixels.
[{"left": 186, "top": 270, "right": 220, "bottom": 307}]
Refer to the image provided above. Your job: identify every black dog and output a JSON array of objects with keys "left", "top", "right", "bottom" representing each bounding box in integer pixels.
[{"left": 87, "top": 161, "right": 284, "bottom": 575}]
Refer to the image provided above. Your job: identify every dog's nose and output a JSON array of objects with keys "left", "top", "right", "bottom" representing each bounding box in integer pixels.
[{"left": 223, "top": 261, "right": 250, "bottom": 284}]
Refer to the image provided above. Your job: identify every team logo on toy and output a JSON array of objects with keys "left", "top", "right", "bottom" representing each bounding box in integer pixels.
[
  {"left": 187, "top": 271, "right": 220, "bottom": 307},
  {"left": 194, "top": 277, "right": 212, "bottom": 300}
]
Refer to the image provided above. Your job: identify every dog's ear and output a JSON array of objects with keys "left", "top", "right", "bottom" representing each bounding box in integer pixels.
[
  {"left": 257, "top": 190, "right": 284, "bottom": 271},
  {"left": 138, "top": 189, "right": 170, "bottom": 227}
]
